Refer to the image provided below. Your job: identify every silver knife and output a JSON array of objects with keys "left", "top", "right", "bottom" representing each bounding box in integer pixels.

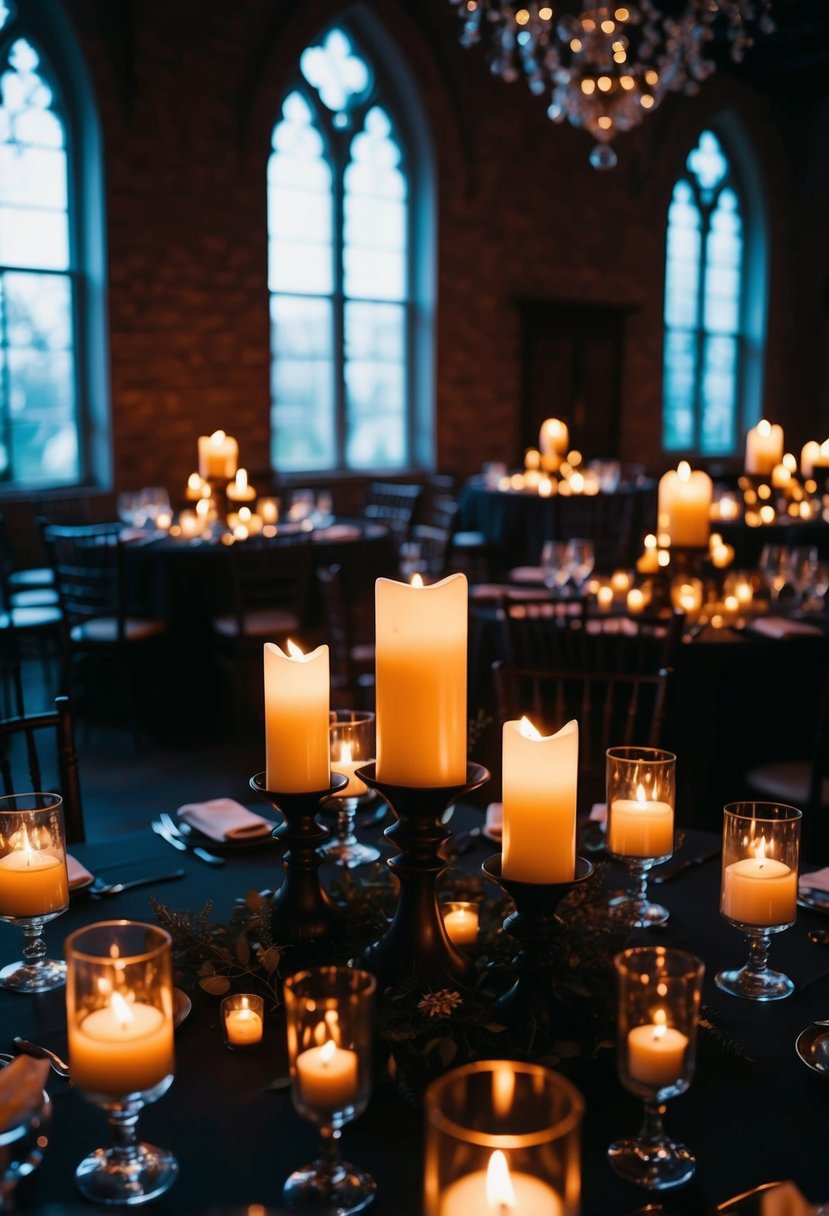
[
  {"left": 650, "top": 847, "right": 721, "bottom": 884},
  {"left": 151, "top": 818, "right": 224, "bottom": 866}
]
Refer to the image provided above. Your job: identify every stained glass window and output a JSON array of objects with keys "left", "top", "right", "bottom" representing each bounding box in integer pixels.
[
  {"left": 268, "top": 26, "right": 415, "bottom": 472},
  {"left": 0, "top": 15, "right": 80, "bottom": 486},
  {"left": 663, "top": 130, "right": 747, "bottom": 456}
]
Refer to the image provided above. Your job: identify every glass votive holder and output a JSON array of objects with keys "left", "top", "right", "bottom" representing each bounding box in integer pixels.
[
  {"left": 670, "top": 576, "right": 703, "bottom": 615},
  {"left": 424, "top": 1060, "right": 584, "bottom": 1215},
  {"left": 442, "top": 901, "right": 479, "bottom": 948},
  {"left": 221, "top": 993, "right": 264, "bottom": 1050},
  {"left": 609, "top": 946, "right": 704, "bottom": 1191},
  {"left": 717, "top": 801, "right": 801, "bottom": 1001},
  {"left": 606, "top": 747, "right": 676, "bottom": 928},
  {"left": 321, "top": 710, "right": 379, "bottom": 869}
]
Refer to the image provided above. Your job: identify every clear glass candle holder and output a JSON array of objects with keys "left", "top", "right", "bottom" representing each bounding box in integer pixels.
[
  {"left": 606, "top": 747, "right": 676, "bottom": 928},
  {"left": 716, "top": 801, "right": 801, "bottom": 1001},
  {"left": 424, "top": 1060, "right": 584, "bottom": 1215},
  {"left": 221, "top": 993, "right": 264, "bottom": 1050},
  {"left": 0, "top": 793, "right": 69, "bottom": 993},
  {"left": 320, "top": 711, "right": 379, "bottom": 869},
  {"left": 0, "top": 1052, "right": 52, "bottom": 1210},
  {"left": 609, "top": 946, "right": 704, "bottom": 1191},
  {"left": 442, "top": 901, "right": 479, "bottom": 949},
  {"left": 65, "top": 920, "right": 177, "bottom": 1205},
  {"left": 283, "top": 966, "right": 376, "bottom": 1214}
]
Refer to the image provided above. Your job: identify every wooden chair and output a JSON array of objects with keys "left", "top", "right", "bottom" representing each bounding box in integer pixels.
[
  {"left": 556, "top": 489, "right": 637, "bottom": 572},
  {"left": 363, "top": 482, "right": 423, "bottom": 550},
  {"left": 497, "top": 594, "right": 588, "bottom": 669},
  {"left": 316, "top": 564, "right": 375, "bottom": 711},
  {"left": 0, "top": 515, "right": 63, "bottom": 716},
  {"left": 492, "top": 659, "right": 672, "bottom": 813},
  {"left": 0, "top": 695, "right": 84, "bottom": 843}
]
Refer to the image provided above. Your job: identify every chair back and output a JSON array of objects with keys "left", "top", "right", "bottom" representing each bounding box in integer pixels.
[
  {"left": 556, "top": 490, "right": 637, "bottom": 572},
  {"left": 0, "top": 695, "right": 84, "bottom": 843},
  {"left": 363, "top": 482, "right": 423, "bottom": 548},
  {"left": 316, "top": 563, "right": 375, "bottom": 708},
  {"left": 498, "top": 595, "right": 588, "bottom": 668},
  {"left": 500, "top": 604, "right": 683, "bottom": 676},
  {"left": 492, "top": 660, "right": 672, "bottom": 812},
  {"left": 226, "top": 534, "right": 313, "bottom": 640},
  {"left": 41, "top": 523, "right": 125, "bottom": 637}
]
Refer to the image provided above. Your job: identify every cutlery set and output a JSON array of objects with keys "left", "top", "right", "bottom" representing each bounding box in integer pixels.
[{"left": 151, "top": 812, "right": 225, "bottom": 865}]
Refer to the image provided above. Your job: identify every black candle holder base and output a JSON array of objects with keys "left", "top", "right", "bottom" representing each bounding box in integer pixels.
[{"left": 483, "top": 853, "right": 594, "bottom": 1030}]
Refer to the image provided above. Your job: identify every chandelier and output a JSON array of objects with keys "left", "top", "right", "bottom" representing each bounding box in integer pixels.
[{"left": 448, "top": 1, "right": 774, "bottom": 168}]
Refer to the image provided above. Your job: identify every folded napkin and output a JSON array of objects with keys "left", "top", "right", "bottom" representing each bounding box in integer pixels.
[
  {"left": 177, "top": 798, "right": 273, "bottom": 842},
  {"left": 66, "top": 854, "right": 93, "bottom": 889},
  {"left": 485, "top": 802, "right": 503, "bottom": 841},
  {"left": 760, "top": 1181, "right": 820, "bottom": 1216},
  {"left": 0, "top": 1055, "right": 49, "bottom": 1133},
  {"left": 589, "top": 802, "right": 608, "bottom": 825},
  {"left": 749, "top": 616, "right": 824, "bottom": 639},
  {"left": 508, "top": 566, "right": 545, "bottom": 584},
  {"left": 312, "top": 524, "right": 362, "bottom": 542},
  {"left": 799, "top": 867, "right": 829, "bottom": 894}
]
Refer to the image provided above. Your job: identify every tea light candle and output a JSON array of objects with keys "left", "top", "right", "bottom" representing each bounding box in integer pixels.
[
  {"left": 597, "top": 585, "right": 614, "bottom": 612},
  {"left": 627, "top": 1010, "right": 688, "bottom": 1089},
  {"left": 264, "top": 641, "right": 330, "bottom": 792},
  {"left": 671, "top": 579, "right": 703, "bottom": 614},
  {"left": 745, "top": 420, "right": 783, "bottom": 476},
  {"left": 502, "top": 717, "right": 578, "bottom": 884},
  {"left": 658, "top": 462, "right": 712, "bottom": 548},
  {"left": 443, "top": 903, "right": 479, "bottom": 947},
  {"left": 0, "top": 837, "right": 68, "bottom": 918},
  {"left": 185, "top": 472, "right": 210, "bottom": 501},
  {"left": 626, "top": 588, "right": 646, "bottom": 614},
  {"left": 636, "top": 534, "right": 660, "bottom": 574},
  {"left": 801, "top": 440, "right": 821, "bottom": 479},
  {"left": 69, "top": 991, "right": 174, "bottom": 1096},
  {"left": 224, "top": 997, "right": 263, "bottom": 1047},
  {"left": 177, "top": 509, "right": 204, "bottom": 539},
  {"left": 331, "top": 741, "right": 368, "bottom": 799},
  {"left": 610, "top": 569, "right": 632, "bottom": 596},
  {"left": 609, "top": 784, "right": 673, "bottom": 859},
  {"left": 227, "top": 467, "right": 256, "bottom": 504},
  {"left": 259, "top": 497, "right": 279, "bottom": 525},
  {"left": 198, "top": 429, "right": 238, "bottom": 481},
  {"left": 440, "top": 1150, "right": 562, "bottom": 1216},
  {"left": 722, "top": 838, "right": 797, "bottom": 926},
  {"left": 296, "top": 1038, "right": 359, "bottom": 1112}
]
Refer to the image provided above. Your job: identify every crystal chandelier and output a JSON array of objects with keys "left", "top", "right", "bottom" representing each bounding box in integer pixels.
[{"left": 449, "top": 1, "right": 774, "bottom": 168}]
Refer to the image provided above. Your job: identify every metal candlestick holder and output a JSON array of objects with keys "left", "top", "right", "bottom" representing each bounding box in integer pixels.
[
  {"left": 250, "top": 772, "right": 348, "bottom": 948},
  {"left": 482, "top": 853, "right": 594, "bottom": 1029},
  {"left": 354, "top": 762, "right": 490, "bottom": 988}
]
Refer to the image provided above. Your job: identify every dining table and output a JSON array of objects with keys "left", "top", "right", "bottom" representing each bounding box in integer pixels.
[{"left": 3, "top": 800, "right": 829, "bottom": 1215}]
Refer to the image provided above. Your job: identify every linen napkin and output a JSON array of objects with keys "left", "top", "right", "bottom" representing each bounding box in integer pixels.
[
  {"left": 66, "top": 854, "right": 94, "bottom": 889},
  {"left": 760, "top": 1181, "right": 820, "bottom": 1215},
  {"left": 749, "top": 616, "right": 824, "bottom": 639},
  {"left": 485, "top": 802, "right": 503, "bottom": 841},
  {"left": 176, "top": 797, "right": 273, "bottom": 842},
  {"left": 799, "top": 866, "right": 829, "bottom": 894},
  {"left": 0, "top": 1055, "right": 49, "bottom": 1133}
]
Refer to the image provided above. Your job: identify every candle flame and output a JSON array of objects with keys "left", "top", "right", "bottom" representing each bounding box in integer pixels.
[
  {"left": 236, "top": 468, "right": 248, "bottom": 491},
  {"left": 644, "top": 533, "right": 656, "bottom": 550},
  {"left": 758, "top": 419, "right": 771, "bottom": 437},
  {"left": 240, "top": 996, "right": 249, "bottom": 1011},
  {"left": 410, "top": 573, "right": 424, "bottom": 588},
  {"left": 635, "top": 783, "right": 648, "bottom": 804},
  {"left": 210, "top": 429, "right": 226, "bottom": 445},
  {"left": 239, "top": 506, "right": 251, "bottom": 522},
  {"left": 20, "top": 823, "right": 33, "bottom": 865},
  {"left": 286, "top": 639, "right": 304, "bottom": 659},
  {"left": 752, "top": 835, "right": 768, "bottom": 864},
  {"left": 518, "top": 716, "right": 542, "bottom": 740},
  {"left": 338, "top": 741, "right": 353, "bottom": 765},
  {"left": 677, "top": 461, "right": 691, "bottom": 482},
  {"left": 652, "top": 1008, "right": 667, "bottom": 1041},
  {"left": 486, "top": 1151, "right": 516, "bottom": 1209},
  {"left": 320, "top": 1039, "right": 336, "bottom": 1065},
  {"left": 110, "top": 991, "right": 134, "bottom": 1028},
  {"left": 196, "top": 497, "right": 210, "bottom": 518}
]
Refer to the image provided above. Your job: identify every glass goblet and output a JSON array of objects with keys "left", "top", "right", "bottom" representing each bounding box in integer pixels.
[
  {"left": 0, "top": 1053, "right": 51, "bottom": 1213},
  {"left": 606, "top": 747, "right": 676, "bottom": 928},
  {"left": 0, "top": 793, "right": 69, "bottom": 993},
  {"left": 540, "top": 541, "right": 570, "bottom": 592},
  {"left": 283, "top": 966, "right": 376, "bottom": 1214},
  {"left": 320, "top": 711, "right": 379, "bottom": 869},
  {"left": 609, "top": 946, "right": 704, "bottom": 1191},
  {"left": 716, "top": 801, "right": 801, "bottom": 1002},
  {"left": 565, "top": 537, "right": 595, "bottom": 592},
  {"left": 65, "top": 920, "right": 177, "bottom": 1205}
]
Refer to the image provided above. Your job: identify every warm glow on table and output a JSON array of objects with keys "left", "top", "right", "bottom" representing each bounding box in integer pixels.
[
  {"left": 375, "top": 573, "right": 467, "bottom": 787},
  {"left": 440, "top": 1150, "right": 562, "bottom": 1216},
  {"left": 608, "top": 784, "right": 673, "bottom": 859},
  {"left": 296, "top": 1038, "right": 359, "bottom": 1113},
  {"left": 658, "top": 462, "right": 712, "bottom": 548},
  {"left": 443, "top": 903, "right": 479, "bottom": 946},
  {"left": 198, "top": 429, "right": 238, "bottom": 481},
  {"left": 0, "top": 834, "right": 68, "bottom": 919},
  {"left": 264, "top": 640, "right": 330, "bottom": 792},
  {"left": 502, "top": 716, "right": 578, "bottom": 884},
  {"left": 627, "top": 1010, "right": 688, "bottom": 1089},
  {"left": 722, "top": 837, "right": 797, "bottom": 927},
  {"left": 745, "top": 420, "right": 784, "bottom": 476},
  {"left": 224, "top": 999, "right": 263, "bottom": 1046},
  {"left": 69, "top": 992, "right": 174, "bottom": 1096}
]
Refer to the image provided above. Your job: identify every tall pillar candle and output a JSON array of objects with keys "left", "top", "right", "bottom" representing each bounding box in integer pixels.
[
  {"left": 745, "top": 420, "right": 783, "bottom": 476},
  {"left": 657, "top": 462, "right": 712, "bottom": 548},
  {"left": 198, "top": 430, "right": 238, "bottom": 481},
  {"left": 264, "top": 641, "right": 330, "bottom": 792},
  {"left": 375, "top": 573, "right": 467, "bottom": 787},
  {"left": 502, "top": 717, "right": 578, "bottom": 883},
  {"left": 538, "top": 418, "right": 569, "bottom": 460}
]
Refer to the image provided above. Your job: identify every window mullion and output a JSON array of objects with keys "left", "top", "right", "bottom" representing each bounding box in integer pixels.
[
  {"left": 333, "top": 143, "right": 347, "bottom": 470},
  {"left": 0, "top": 274, "right": 10, "bottom": 485},
  {"left": 693, "top": 203, "right": 710, "bottom": 456}
]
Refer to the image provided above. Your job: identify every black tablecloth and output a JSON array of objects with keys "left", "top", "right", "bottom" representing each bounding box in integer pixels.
[{"left": 3, "top": 808, "right": 829, "bottom": 1215}]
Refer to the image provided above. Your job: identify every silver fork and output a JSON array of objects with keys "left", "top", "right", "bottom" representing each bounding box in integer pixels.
[{"left": 89, "top": 869, "right": 185, "bottom": 898}]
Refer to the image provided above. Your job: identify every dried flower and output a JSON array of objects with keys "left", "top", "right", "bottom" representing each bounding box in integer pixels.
[{"left": 417, "top": 989, "right": 463, "bottom": 1019}]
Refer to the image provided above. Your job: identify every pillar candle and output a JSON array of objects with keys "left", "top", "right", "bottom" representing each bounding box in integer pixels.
[
  {"left": 502, "top": 717, "right": 578, "bottom": 884},
  {"left": 538, "top": 418, "right": 569, "bottom": 459},
  {"left": 608, "top": 786, "right": 673, "bottom": 859},
  {"left": 658, "top": 462, "right": 712, "bottom": 548},
  {"left": 69, "top": 992, "right": 174, "bottom": 1096},
  {"left": 264, "top": 641, "right": 330, "bottom": 792},
  {"left": 440, "top": 1151, "right": 562, "bottom": 1216},
  {"left": 227, "top": 467, "right": 257, "bottom": 504},
  {"left": 745, "top": 420, "right": 784, "bottom": 476},
  {"left": 375, "top": 573, "right": 467, "bottom": 787},
  {"left": 296, "top": 1039, "right": 358, "bottom": 1112},
  {"left": 0, "top": 847, "right": 68, "bottom": 918},
  {"left": 198, "top": 430, "right": 238, "bottom": 481},
  {"left": 801, "top": 440, "right": 821, "bottom": 479},
  {"left": 627, "top": 1013, "right": 688, "bottom": 1089},
  {"left": 722, "top": 842, "right": 796, "bottom": 926}
]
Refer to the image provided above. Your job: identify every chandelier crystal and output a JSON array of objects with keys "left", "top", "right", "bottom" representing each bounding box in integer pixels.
[{"left": 449, "top": 1, "right": 774, "bottom": 168}]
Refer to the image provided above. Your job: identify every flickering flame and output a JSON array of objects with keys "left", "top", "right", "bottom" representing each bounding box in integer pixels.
[
  {"left": 111, "top": 991, "right": 134, "bottom": 1028},
  {"left": 486, "top": 1151, "right": 516, "bottom": 1209},
  {"left": 235, "top": 468, "right": 248, "bottom": 491},
  {"left": 644, "top": 533, "right": 657, "bottom": 550},
  {"left": 319, "top": 1039, "right": 336, "bottom": 1066},
  {"left": 652, "top": 1008, "right": 667, "bottom": 1041},
  {"left": 337, "top": 741, "right": 353, "bottom": 765},
  {"left": 286, "top": 639, "right": 304, "bottom": 659},
  {"left": 752, "top": 836, "right": 768, "bottom": 865},
  {"left": 677, "top": 461, "right": 691, "bottom": 482},
  {"left": 196, "top": 497, "right": 210, "bottom": 518},
  {"left": 238, "top": 506, "right": 251, "bottom": 522},
  {"left": 209, "top": 429, "right": 226, "bottom": 445},
  {"left": 635, "top": 783, "right": 648, "bottom": 804},
  {"left": 240, "top": 996, "right": 249, "bottom": 1012},
  {"left": 411, "top": 573, "right": 424, "bottom": 588},
  {"left": 519, "top": 716, "right": 542, "bottom": 740},
  {"left": 758, "top": 419, "right": 771, "bottom": 437}
]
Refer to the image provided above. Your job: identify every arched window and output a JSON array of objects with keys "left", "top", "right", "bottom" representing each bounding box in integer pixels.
[
  {"left": 268, "top": 24, "right": 431, "bottom": 473},
  {"left": 662, "top": 129, "right": 760, "bottom": 457}
]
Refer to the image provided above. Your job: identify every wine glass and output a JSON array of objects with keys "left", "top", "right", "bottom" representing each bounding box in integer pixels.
[
  {"left": 116, "top": 492, "right": 139, "bottom": 527},
  {"left": 565, "top": 538, "right": 595, "bottom": 592},
  {"left": 0, "top": 1053, "right": 51, "bottom": 1213},
  {"left": 138, "top": 486, "right": 171, "bottom": 525},
  {"left": 716, "top": 801, "right": 801, "bottom": 1002},
  {"left": 0, "top": 793, "right": 69, "bottom": 993},
  {"left": 320, "top": 711, "right": 380, "bottom": 868},
  {"left": 608, "top": 946, "right": 704, "bottom": 1191},
  {"left": 605, "top": 748, "right": 676, "bottom": 928},
  {"left": 540, "top": 541, "right": 570, "bottom": 592},
  {"left": 283, "top": 966, "right": 376, "bottom": 1214},
  {"left": 65, "top": 920, "right": 177, "bottom": 1205},
  {"left": 758, "top": 543, "right": 790, "bottom": 604}
]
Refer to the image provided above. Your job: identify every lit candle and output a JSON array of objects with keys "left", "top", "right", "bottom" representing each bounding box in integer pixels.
[
  {"left": 296, "top": 1038, "right": 359, "bottom": 1113},
  {"left": 0, "top": 829, "right": 68, "bottom": 918},
  {"left": 69, "top": 991, "right": 174, "bottom": 1096},
  {"left": 610, "top": 569, "right": 632, "bottom": 596},
  {"left": 332, "top": 740, "right": 368, "bottom": 799},
  {"left": 524, "top": 448, "right": 541, "bottom": 472},
  {"left": 771, "top": 463, "right": 792, "bottom": 489},
  {"left": 177, "top": 509, "right": 204, "bottom": 538},
  {"left": 440, "top": 1150, "right": 563, "bottom": 1216},
  {"left": 538, "top": 418, "right": 569, "bottom": 459},
  {"left": 259, "top": 497, "right": 279, "bottom": 525},
  {"left": 226, "top": 506, "right": 263, "bottom": 535},
  {"left": 185, "top": 472, "right": 210, "bottom": 501},
  {"left": 596, "top": 585, "right": 614, "bottom": 612},
  {"left": 670, "top": 579, "right": 703, "bottom": 614},
  {"left": 198, "top": 429, "right": 238, "bottom": 481},
  {"left": 224, "top": 997, "right": 263, "bottom": 1047},
  {"left": 801, "top": 440, "right": 821, "bottom": 479},
  {"left": 264, "top": 640, "right": 330, "bottom": 792},
  {"left": 608, "top": 783, "right": 673, "bottom": 859},
  {"left": 745, "top": 420, "right": 784, "bottom": 476},
  {"left": 813, "top": 439, "right": 829, "bottom": 481},
  {"left": 734, "top": 578, "right": 753, "bottom": 607},
  {"left": 626, "top": 588, "right": 646, "bottom": 614},
  {"left": 627, "top": 1010, "right": 689, "bottom": 1090},
  {"left": 502, "top": 717, "right": 578, "bottom": 884},
  {"left": 443, "top": 903, "right": 479, "bottom": 947},
  {"left": 155, "top": 510, "right": 172, "bottom": 531},
  {"left": 227, "top": 467, "right": 257, "bottom": 504},
  {"left": 721, "top": 836, "right": 797, "bottom": 927},
  {"left": 710, "top": 542, "right": 735, "bottom": 570},
  {"left": 375, "top": 573, "right": 467, "bottom": 787},
  {"left": 658, "top": 462, "right": 712, "bottom": 548}
]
